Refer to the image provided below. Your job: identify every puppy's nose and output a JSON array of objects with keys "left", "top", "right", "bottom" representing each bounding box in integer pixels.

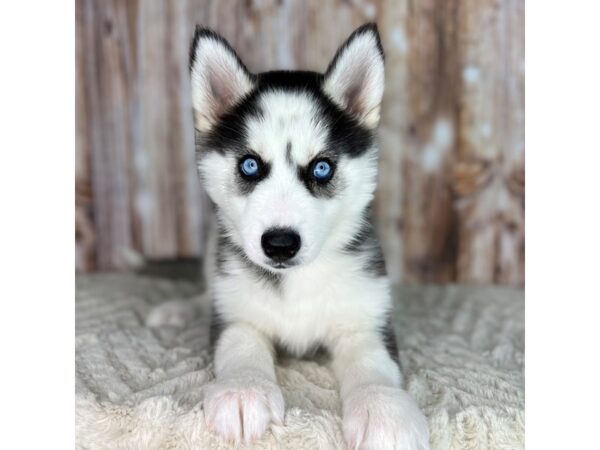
[{"left": 261, "top": 228, "right": 301, "bottom": 262}]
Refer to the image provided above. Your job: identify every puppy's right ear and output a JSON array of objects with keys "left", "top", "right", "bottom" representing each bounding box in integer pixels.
[{"left": 189, "top": 27, "right": 255, "bottom": 132}]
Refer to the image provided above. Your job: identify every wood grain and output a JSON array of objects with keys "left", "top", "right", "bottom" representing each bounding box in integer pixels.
[{"left": 76, "top": 0, "right": 524, "bottom": 286}]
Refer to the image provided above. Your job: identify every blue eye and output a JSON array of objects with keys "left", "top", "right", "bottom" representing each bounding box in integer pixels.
[
  {"left": 312, "top": 160, "right": 333, "bottom": 182},
  {"left": 240, "top": 156, "right": 260, "bottom": 178}
]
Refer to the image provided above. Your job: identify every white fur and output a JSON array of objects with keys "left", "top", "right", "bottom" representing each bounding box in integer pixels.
[
  {"left": 323, "top": 29, "right": 385, "bottom": 128},
  {"left": 210, "top": 256, "right": 429, "bottom": 448},
  {"left": 343, "top": 385, "right": 430, "bottom": 450},
  {"left": 205, "top": 324, "right": 284, "bottom": 444},
  {"left": 204, "top": 379, "right": 284, "bottom": 444},
  {"left": 191, "top": 26, "right": 429, "bottom": 449}
]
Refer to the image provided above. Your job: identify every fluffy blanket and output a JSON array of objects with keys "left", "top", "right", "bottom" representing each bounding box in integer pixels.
[{"left": 75, "top": 274, "right": 524, "bottom": 449}]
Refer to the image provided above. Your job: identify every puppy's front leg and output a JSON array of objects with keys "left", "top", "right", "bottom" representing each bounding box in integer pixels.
[
  {"left": 203, "top": 323, "right": 284, "bottom": 444},
  {"left": 331, "top": 332, "right": 430, "bottom": 450}
]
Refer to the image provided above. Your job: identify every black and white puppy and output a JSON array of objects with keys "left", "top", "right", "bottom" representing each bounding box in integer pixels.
[{"left": 189, "top": 23, "right": 429, "bottom": 450}]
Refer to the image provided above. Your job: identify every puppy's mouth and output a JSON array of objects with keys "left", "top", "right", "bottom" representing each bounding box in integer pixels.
[{"left": 266, "top": 260, "right": 299, "bottom": 270}]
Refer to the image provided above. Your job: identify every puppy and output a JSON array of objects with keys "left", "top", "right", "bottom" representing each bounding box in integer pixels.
[{"left": 189, "top": 23, "right": 429, "bottom": 450}]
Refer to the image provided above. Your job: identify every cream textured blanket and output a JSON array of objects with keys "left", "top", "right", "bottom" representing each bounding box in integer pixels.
[{"left": 75, "top": 274, "right": 524, "bottom": 450}]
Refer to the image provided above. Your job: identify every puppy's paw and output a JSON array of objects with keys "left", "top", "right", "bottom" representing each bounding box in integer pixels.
[
  {"left": 343, "top": 385, "right": 429, "bottom": 450},
  {"left": 203, "top": 371, "right": 284, "bottom": 444}
]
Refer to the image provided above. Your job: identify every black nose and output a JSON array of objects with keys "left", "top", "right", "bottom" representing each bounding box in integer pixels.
[{"left": 261, "top": 228, "right": 301, "bottom": 262}]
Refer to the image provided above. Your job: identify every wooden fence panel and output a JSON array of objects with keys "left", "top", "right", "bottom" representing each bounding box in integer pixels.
[{"left": 76, "top": 0, "right": 524, "bottom": 285}]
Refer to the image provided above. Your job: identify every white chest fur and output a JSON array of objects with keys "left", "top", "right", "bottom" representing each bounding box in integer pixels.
[{"left": 213, "top": 251, "right": 391, "bottom": 355}]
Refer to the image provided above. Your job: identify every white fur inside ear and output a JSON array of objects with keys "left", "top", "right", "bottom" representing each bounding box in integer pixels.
[
  {"left": 323, "top": 30, "right": 384, "bottom": 128},
  {"left": 190, "top": 34, "right": 254, "bottom": 132}
]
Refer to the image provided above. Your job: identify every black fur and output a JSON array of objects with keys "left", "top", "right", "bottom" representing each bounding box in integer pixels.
[
  {"left": 254, "top": 71, "right": 376, "bottom": 159},
  {"left": 344, "top": 206, "right": 387, "bottom": 277},
  {"left": 190, "top": 29, "right": 377, "bottom": 163},
  {"left": 285, "top": 141, "right": 293, "bottom": 167},
  {"left": 345, "top": 213, "right": 373, "bottom": 252},
  {"left": 195, "top": 70, "right": 375, "bottom": 159},
  {"left": 209, "top": 304, "right": 226, "bottom": 350},
  {"left": 380, "top": 316, "right": 400, "bottom": 365},
  {"left": 367, "top": 247, "right": 387, "bottom": 277},
  {"left": 196, "top": 96, "right": 264, "bottom": 156}
]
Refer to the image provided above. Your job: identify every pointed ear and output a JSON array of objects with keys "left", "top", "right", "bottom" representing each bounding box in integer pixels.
[
  {"left": 322, "top": 24, "right": 385, "bottom": 128},
  {"left": 189, "top": 27, "right": 255, "bottom": 132}
]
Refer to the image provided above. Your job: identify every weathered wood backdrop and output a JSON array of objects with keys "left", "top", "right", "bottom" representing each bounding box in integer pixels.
[{"left": 76, "top": 0, "right": 524, "bottom": 285}]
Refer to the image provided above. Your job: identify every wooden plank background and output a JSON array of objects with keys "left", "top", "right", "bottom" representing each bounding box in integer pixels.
[{"left": 76, "top": 0, "right": 524, "bottom": 286}]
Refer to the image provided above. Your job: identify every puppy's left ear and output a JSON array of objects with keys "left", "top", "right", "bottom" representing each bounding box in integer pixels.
[{"left": 323, "top": 24, "right": 385, "bottom": 129}]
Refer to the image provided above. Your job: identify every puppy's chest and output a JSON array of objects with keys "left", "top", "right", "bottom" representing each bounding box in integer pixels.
[
  {"left": 235, "top": 272, "right": 340, "bottom": 340},
  {"left": 260, "top": 279, "right": 335, "bottom": 347},
  {"left": 216, "top": 259, "right": 390, "bottom": 354}
]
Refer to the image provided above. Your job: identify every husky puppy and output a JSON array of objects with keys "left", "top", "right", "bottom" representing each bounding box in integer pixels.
[{"left": 189, "top": 23, "right": 429, "bottom": 450}]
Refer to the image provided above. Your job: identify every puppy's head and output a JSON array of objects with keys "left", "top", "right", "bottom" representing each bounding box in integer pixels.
[{"left": 190, "top": 24, "right": 384, "bottom": 272}]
